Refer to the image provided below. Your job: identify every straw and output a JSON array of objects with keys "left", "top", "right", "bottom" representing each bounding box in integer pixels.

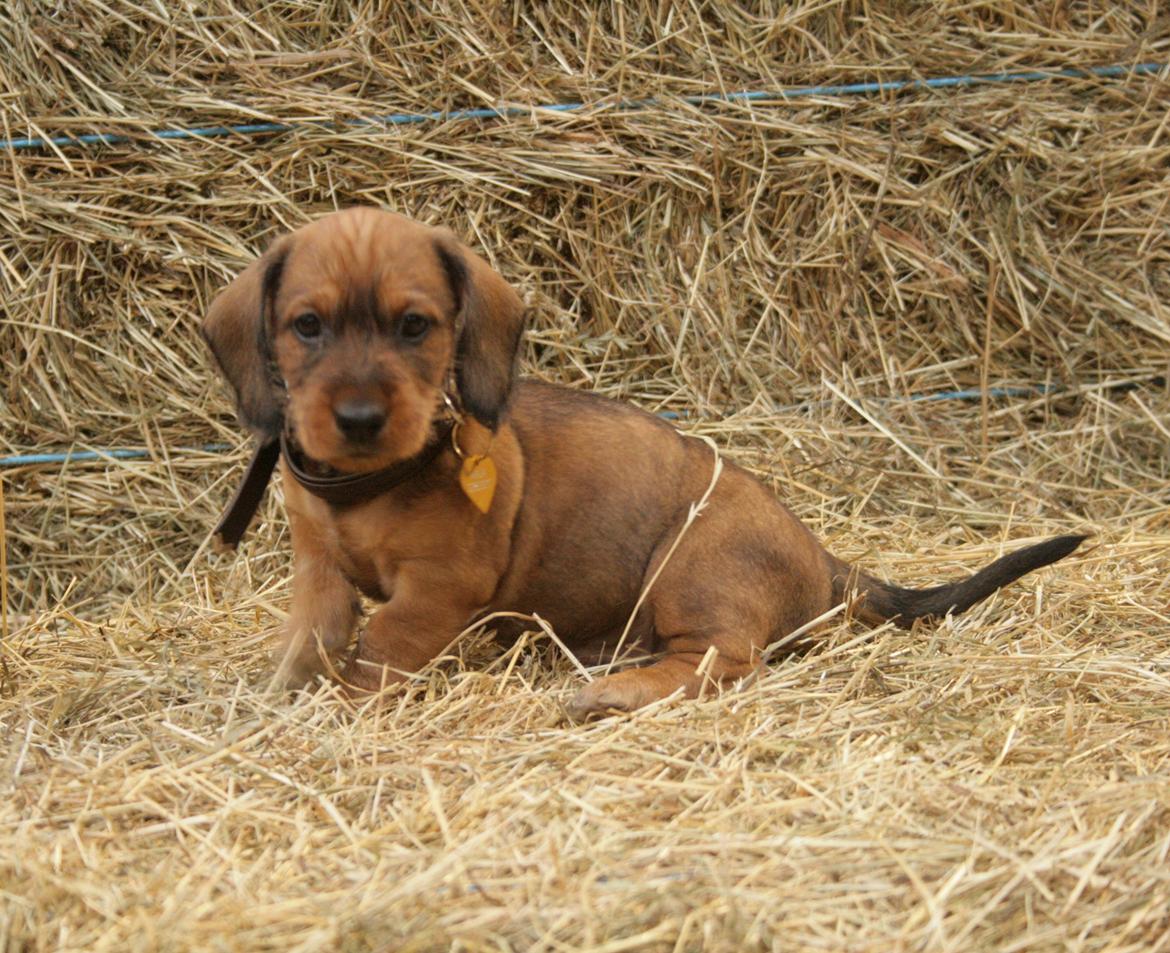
[{"left": 2, "top": 3, "right": 1168, "bottom": 950}]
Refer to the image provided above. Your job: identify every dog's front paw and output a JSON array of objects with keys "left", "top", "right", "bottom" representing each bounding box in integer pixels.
[
  {"left": 337, "top": 653, "right": 407, "bottom": 697},
  {"left": 270, "top": 643, "right": 328, "bottom": 691}
]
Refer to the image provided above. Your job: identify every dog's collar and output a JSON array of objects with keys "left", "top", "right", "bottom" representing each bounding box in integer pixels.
[
  {"left": 212, "top": 437, "right": 281, "bottom": 551},
  {"left": 211, "top": 419, "right": 455, "bottom": 550},
  {"left": 279, "top": 421, "right": 455, "bottom": 506}
]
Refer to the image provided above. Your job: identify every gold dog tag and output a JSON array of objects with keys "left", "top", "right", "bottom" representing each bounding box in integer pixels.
[{"left": 459, "top": 454, "right": 497, "bottom": 514}]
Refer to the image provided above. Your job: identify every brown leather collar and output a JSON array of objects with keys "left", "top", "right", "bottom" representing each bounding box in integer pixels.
[
  {"left": 279, "top": 422, "right": 454, "bottom": 506},
  {"left": 211, "top": 420, "right": 455, "bottom": 550},
  {"left": 212, "top": 437, "right": 280, "bottom": 550}
]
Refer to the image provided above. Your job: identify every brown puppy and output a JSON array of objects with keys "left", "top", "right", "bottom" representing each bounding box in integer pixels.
[{"left": 203, "top": 207, "right": 1084, "bottom": 719}]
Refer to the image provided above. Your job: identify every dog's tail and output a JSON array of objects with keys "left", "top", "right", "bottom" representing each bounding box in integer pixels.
[{"left": 830, "top": 534, "right": 1087, "bottom": 628}]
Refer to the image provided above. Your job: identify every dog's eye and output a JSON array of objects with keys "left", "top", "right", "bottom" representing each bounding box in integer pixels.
[
  {"left": 399, "top": 313, "right": 430, "bottom": 342},
  {"left": 292, "top": 313, "right": 323, "bottom": 341}
]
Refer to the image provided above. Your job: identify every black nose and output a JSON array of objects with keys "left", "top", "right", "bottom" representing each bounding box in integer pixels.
[{"left": 333, "top": 400, "right": 387, "bottom": 443}]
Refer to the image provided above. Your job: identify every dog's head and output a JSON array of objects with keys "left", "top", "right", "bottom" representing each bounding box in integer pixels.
[{"left": 202, "top": 208, "right": 525, "bottom": 472}]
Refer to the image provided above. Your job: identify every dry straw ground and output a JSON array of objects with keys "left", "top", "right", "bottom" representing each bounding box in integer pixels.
[{"left": 2, "top": 3, "right": 1169, "bottom": 951}]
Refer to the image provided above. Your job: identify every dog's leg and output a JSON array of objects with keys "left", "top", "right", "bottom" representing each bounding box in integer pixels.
[
  {"left": 338, "top": 569, "right": 490, "bottom": 694},
  {"left": 338, "top": 602, "right": 468, "bottom": 694},
  {"left": 565, "top": 468, "right": 833, "bottom": 721},
  {"left": 275, "top": 508, "right": 360, "bottom": 687},
  {"left": 563, "top": 552, "right": 767, "bottom": 720}
]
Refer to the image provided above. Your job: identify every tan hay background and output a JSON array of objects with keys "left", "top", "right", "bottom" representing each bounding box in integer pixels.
[{"left": 2, "top": 3, "right": 1169, "bottom": 950}]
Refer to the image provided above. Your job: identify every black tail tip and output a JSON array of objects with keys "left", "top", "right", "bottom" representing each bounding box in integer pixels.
[
  {"left": 1028, "top": 533, "right": 1090, "bottom": 568},
  {"left": 1050, "top": 533, "right": 1089, "bottom": 556}
]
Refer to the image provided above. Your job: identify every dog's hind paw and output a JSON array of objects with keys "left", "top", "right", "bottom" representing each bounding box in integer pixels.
[{"left": 565, "top": 671, "right": 659, "bottom": 722}]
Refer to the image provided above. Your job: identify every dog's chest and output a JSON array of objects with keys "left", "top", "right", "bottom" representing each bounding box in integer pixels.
[
  {"left": 336, "top": 551, "right": 389, "bottom": 601},
  {"left": 329, "top": 509, "right": 401, "bottom": 602}
]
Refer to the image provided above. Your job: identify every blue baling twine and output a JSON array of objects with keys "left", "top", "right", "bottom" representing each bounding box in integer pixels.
[
  {"left": 0, "top": 385, "right": 1061, "bottom": 467},
  {"left": 1, "top": 62, "right": 1163, "bottom": 151},
  {"left": 655, "top": 384, "right": 1056, "bottom": 420},
  {"left": 0, "top": 445, "right": 233, "bottom": 467}
]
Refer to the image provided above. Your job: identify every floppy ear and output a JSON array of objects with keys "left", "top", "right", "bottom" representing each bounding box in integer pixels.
[
  {"left": 434, "top": 232, "right": 525, "bottom": 430},
  {"left": 201, "top": 236, "right": 291, "bottom": 440}
]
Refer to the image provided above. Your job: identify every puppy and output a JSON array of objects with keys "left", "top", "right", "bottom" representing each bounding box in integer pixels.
[{"left": 203, "top": 207, "right": 1084, "bottom": 719}]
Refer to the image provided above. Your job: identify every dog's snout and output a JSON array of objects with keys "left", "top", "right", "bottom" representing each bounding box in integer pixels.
[{"left": 333, "top": 399, "right": 387, "bottom": 443}]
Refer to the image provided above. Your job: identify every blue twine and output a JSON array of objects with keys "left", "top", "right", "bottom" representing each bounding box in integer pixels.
[
  {"left": 2, "top": 62, "right": 1162, "bottom": 152},
  {"left": 0, "top": 386, "right": 1057, "bottom": 467},
  {"left": 655, "top": 384, "right": 1056, "bottom": 420},
  {"left": 907, "top": 384, "right": 1055, "bottom": 403},
  {"left": 0, "top": 444, "right": 231, "bottom": 467}
]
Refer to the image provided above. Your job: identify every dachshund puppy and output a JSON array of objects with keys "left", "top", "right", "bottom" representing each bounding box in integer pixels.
[{"left": 203, "top": 207, "right": 1084, "bottom": 720}]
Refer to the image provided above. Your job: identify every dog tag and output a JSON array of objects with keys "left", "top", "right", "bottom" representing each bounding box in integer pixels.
[{"left": 459, "top": 454, "right": 497, "bottom": 514}]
